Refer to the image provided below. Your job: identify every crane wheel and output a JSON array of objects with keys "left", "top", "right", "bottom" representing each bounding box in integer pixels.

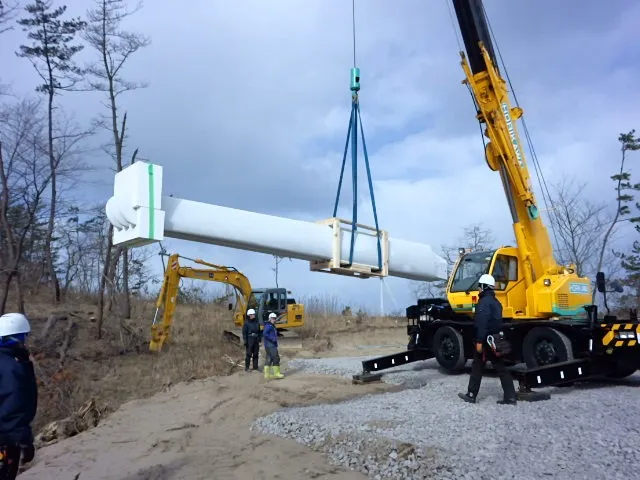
[
  {"left": 522, "top": 327, "right": 574, "bottom": 369},
  {"left": 432, "top": 326, "right": 466, "bottom": 373}
]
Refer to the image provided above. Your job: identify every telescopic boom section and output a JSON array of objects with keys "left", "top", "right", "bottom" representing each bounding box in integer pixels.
[{"left": 452, "top": 0, "right": 560, "bottom": 285}]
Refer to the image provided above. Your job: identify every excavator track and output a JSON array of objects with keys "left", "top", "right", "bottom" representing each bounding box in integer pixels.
[{"left": 277, "top": 329, "right": 303, "bottom": 350}]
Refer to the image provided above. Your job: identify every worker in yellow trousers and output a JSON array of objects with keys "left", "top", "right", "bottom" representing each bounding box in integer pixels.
[{"left": 262, "top": 313, "right": 284, "bottom": 379}]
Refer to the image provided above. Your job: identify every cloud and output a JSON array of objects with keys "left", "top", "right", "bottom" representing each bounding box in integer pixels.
[{"left": 1, "top": 0, "right": 639, "bottom": 314}]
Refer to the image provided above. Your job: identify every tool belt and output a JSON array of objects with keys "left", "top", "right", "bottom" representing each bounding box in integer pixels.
[{"left": 486, "top": 331, "right": 512, "bottom": 357}]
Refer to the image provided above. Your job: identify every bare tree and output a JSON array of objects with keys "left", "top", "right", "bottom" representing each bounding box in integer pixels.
[
  {"left": 547, "top": 178, "right": 610, "bottom": 278},
  {"left": 441, "top": 224, "right": 495, "bottom": 266},
  {"left": 0, "top": 0, "right": 20, "bottom": 34},
  {"left": 410, "top": 280, "right": 445, "bottom": 301},
  {"left": 411, "top": 224, "right": 495, "bottom": 300},
  {"left": 0, "top": 97, "right": 50, "bottom": 313},
  {"left": 16, "top": 0, "right": 86, "bottom": 304},
  {"left": 82, "top": 0, "right": 149, "bottom": 336},
  {"left": 272, "top": 255, "right": 291, "bottom": 288}
]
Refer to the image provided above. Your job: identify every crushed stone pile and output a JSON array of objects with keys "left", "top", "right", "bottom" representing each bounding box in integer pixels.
[{"left": 254, "top": 356, "right": 640, "bottom": 480}]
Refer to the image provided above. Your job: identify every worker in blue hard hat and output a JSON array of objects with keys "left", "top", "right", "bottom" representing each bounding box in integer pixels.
[{"left": 0, "top": 312, "right": 38, "bottom": 479}]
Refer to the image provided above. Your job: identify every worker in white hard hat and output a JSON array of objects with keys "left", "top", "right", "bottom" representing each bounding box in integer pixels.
[
  {"left": 262, "top": 312, "right": 284, "bottom": 379},
  {"left": 242, "top": 308, "right": 261, "bottom": 372},
  {"left": 458, "top": 274, "right": 517, "bottom": 405},
  {"left": 0, "top": 313, "right": 38, "bottom": 478}
]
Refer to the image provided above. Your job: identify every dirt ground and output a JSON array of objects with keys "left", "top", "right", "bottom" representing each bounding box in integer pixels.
[{"left": 20, "top": 327, "right": 408, "bottom": 480}]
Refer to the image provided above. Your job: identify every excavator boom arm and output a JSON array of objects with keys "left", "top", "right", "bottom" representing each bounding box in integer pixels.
[{"left": 149, "top": 254, "right": 253, "bottom": 352}]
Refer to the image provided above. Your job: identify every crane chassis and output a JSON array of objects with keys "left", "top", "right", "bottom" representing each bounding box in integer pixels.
[{"left": 353, "top": 0, "right": 640, "bottom": 399}]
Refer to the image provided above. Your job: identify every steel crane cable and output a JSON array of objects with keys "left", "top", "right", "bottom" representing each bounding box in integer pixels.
[{"left": 332, "top": 0, "right": 383, "bottom": 272}]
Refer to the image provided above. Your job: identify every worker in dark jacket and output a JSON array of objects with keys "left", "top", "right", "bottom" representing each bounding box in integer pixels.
[
  {"left": 242, "top": 308, "right": 261, "bottom": 372},
  {"left": 0, "top": 313, "right": 38, "bottom": 479},
  {"left": 263, "top": 313, "right": 284, "bottom": 379},
  {"left": 458, "top": 274, "right": 517, "bottom": 405}
]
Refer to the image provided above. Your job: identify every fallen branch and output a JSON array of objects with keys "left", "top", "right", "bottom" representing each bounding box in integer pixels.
[
  {"left": 35, "top": 398, "right": 108, "bottom": 447},
  {"left": 39, "top": 314, "right": 67, "bottom": 341},
  {"left": 223, "top": 354, "right": 243, "bottom": 374}
]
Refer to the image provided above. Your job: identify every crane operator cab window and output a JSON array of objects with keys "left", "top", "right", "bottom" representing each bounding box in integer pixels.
[
  {"left": 450, "top": 251, "right": 493, "bottom": 293},
  {"left": 491, "top": 254, "right": 518, "bottom": 290}
]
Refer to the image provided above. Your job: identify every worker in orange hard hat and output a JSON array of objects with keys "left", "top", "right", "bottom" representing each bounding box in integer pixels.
[{"left": 242, "top": 309, "right": 261, "bottom": 372}]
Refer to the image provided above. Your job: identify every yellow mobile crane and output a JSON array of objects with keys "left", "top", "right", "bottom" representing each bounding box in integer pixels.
[
  {"left": 149, "top": 253, "right": 305, "bottom": 352},
  {"left": 354, "top": 0, "right": 640, "bottom": 395}
]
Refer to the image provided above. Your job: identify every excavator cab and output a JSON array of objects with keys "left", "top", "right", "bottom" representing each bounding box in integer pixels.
[{"left": 251, "top": 288, "right": 289, "bottom": 326}]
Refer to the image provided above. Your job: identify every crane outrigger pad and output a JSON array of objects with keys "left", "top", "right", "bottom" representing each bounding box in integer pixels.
[
  {"left": 352, "top": 349, "right": 434, "bottom": 383},
  {"left": 508, "top": 358, "right": 593, "bottom": 401},
  {"left": 352, "top": 347, "right": 592, "bottom": 400}
]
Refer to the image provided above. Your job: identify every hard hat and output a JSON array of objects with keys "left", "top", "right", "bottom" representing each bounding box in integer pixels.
[
  {"left": 0, "top": 312, "right": 31, "bottom": 337},
  {"left": 478, "top": 274, "right": 495, "bottom": 288},
  {"left": 268, "top": 313, "right": 277, "bottom": 319},
  {"left": 247, "top": 308, "right": 256, "bottom": 315}
]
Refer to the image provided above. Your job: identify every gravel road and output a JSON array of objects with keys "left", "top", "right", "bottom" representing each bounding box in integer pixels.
[{"left": 253, "top": 356, "right": 640, "bottom": 480}]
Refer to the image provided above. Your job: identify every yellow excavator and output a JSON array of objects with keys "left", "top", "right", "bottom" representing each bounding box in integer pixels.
[{"left": 149, "top": 253, "right": 305, "bottom": 352}]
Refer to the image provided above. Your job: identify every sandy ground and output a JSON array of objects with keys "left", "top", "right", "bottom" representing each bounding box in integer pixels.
[{"left": 20, "top": 328, "right": 407, "bottom": 480}]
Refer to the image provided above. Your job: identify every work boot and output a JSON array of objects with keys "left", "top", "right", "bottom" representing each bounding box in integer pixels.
[
  {"left": 271, "top": 366, "right": 284, "bottom": 379},
  {"left": 263, "top": 366, "right": 271, "bottom": 379},
  {"left": 458, "top": 392, "right": 476, "bottom": 404},
  {"left": 497, "top": 398, "right": 517, "bottom": 405}
]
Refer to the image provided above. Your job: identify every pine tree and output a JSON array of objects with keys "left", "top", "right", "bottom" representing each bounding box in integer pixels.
[{"left": 16, "top": 0, "right": 86, "bottom": 303}]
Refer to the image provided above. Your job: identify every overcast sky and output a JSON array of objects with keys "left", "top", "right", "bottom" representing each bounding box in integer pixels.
[{"left": 1, "top": 0, "right": 639, "bottom": 314}]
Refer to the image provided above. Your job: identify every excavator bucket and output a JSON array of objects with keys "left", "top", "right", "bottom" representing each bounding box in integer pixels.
[{"left": 223, "top": 327, "right": 243, "bottom": 344}]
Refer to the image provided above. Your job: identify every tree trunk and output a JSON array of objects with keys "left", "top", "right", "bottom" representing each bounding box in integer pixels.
[
  {"left": 45, "top": 91, "right": 61, "bottom": 304},
  {"left": 106, "top": 245, "right": 122, "bottom": 313},
  {"left": 0, "top": 271, "right": 15, "bottom": 314},
  {"left": 122, "top": 248, "right": 131, "bottom": 318},
  {"left": 15, "top": 270, "right": 25, "bottom": 313},
  {"left": 96, "top": 225, "right": 114, "bottom": 339},
  {"left": 0, "top": 270, "right": 26, "bottom": 314}
]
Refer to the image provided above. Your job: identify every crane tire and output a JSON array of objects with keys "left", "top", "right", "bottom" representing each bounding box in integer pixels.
[
  {"left": 522, "top": 326, "right": 574, "bottom": 369},
  {"left": 432, "top": 326, "right": 466, "bottom": 373}
]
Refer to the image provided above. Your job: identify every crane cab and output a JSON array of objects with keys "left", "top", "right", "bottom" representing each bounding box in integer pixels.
[
  {"left": 447, "top": 246, "right": 591, "bottom": 320},
  {"left": 447, "top": 246, "right": 526, "bottom": 318}
]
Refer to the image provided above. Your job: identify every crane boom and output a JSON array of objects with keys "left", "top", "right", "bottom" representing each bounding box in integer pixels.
[
  {"left": 444, "top": 0, "right": 591, "bottom": 320},
  {"left": 452, "top": 0, "right": 559, "bottom": 285}
]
